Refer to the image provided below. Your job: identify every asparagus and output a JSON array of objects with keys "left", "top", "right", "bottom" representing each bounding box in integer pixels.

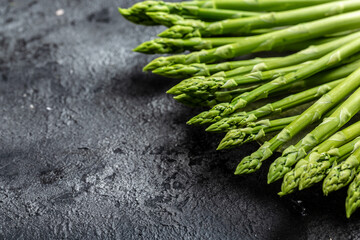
[
  {"left": 144, "top": 11, "right": 360, "bottom": 71},
  {"left": 159, "top": 1, "right": 360, "bottom": 38},
  {"left": 279, "top": 84, "right": 360, "bottom": 196},
  {"left": 206, "top": 79, "right": 343, "bottom": 131},
  {"left": 188, "top": 37, "right": 360, "bottom": 125},
  {"left": 147, "top": 8, "right": 261, "bottom": 24},
  {"left": 190, "top": 57, "right": 360, "bottom": 125},
  {"left": 153, "top": 58, "right": 277, "bottom": 79},
  {"left": 119, "top": 0, "right": 339, "bottom": 26},
  {"left": 168, "top": 61, "right": 313, "bottom": 98},
  {"left": 118, "top": 1, "right": 202, "bottom": 26},
  {"left": 217, "top": 116, "right": 297, "bottom": 150},
  {"left": 346, "top": 171, "right": 360, "bottom": 218},
  {"left": 134, "top": 37, "right": 245, "bottom": 54},
  {"left": 268, "top": 114, "right": 360, "bottom": 184},
  {"left": 221, "top": 61, "right": 314, "bottom": 89},
  {"left": 173, "top": 85, "right": 258, "bottom": 107},
  {"left": 234, "top": 63, "right": 360, "bottom": 177},
  {"left": 119, "top": 1, "right": 264, "bottom": 26},
  {"left": 151, "top": 36, "right": 344, "bottom": 78},
  {"left": 323, "top": 144, "right": 360, "bottom": 196},
  {"left": 146, "top": 12, "right": 204, "bottom": 28},
  {"left": 299, "top": 136, "right": 360, "bottom": 190},
  {"left": 205, "top": 0, "right": 339, "bottom": 12}
]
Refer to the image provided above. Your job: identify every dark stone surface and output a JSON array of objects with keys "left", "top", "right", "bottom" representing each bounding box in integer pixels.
[{"left": 1, "top": 0, "right": 360, "bottom": 239}]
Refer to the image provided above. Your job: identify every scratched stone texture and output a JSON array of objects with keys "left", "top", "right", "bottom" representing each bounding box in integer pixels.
[{"left": 0, "top": 0, "right": 359, "bottom": 239}]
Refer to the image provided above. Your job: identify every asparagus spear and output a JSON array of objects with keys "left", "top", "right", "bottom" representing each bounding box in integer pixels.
[
  {"left": 190, "top": 56, "right": 360, "bottom": 125},
  {"left": 159, "top": 1, "right": 360, "bottom": 38},
  {"left": 268, "top": 116, "right": 360, "bottom": 184},
  {"left": 206, "top": 78, "right": 343, "bottom": 131},
  {"left": 144, "top": 11, "right": 360, "bottom": 71},
  {"left": 299, "top": 136, "right": 360, "bottom": 190},
  {"left": 151, "top": 37, "right": 343, "bottom": 78},
  {"left": 134, "top": 37, "right": 245, "bottom": 54},
  {"left": 173, "top": 85, "right": 258, "bottom": 107},
  {"left": 168, "top": 61, "right": 313, "bottom": 98},
  {"left": 119, "top": 0, "right": 339, "bottom": 26},
  {"left": 323, "top": 143, "right": 360, "bottom": 196},
  {"left": 221, "top": 61, "right": 314, "bottom": 89},
  {"left": 147, "top": 8, "right": 261, "bottom": 24},
  {"left": 206, "top": 0, "right": 339, "bottom": 12},
  {"left": 234, "top": 64, "right": 360, "bottom": 177},
  {"left": 153, "top": 58, "right": 276, "bottom": 79},
  {"left": 151, "top": 25, "right": 360, "bottom": 57},
  {"left": 346, "top": 171, "right": 360, "bottom": 218},
  {"left": 279, "top": 84, "right": 360, "bottom": 196},
  {"left": 118, "top": 1, "right": 203, "bottom": 26},
  {"left": 218, "top": 116, "right": 297, "bottom": 150},
  {"left": 188, "top": 37, "right": 360, "bottom": 125}
]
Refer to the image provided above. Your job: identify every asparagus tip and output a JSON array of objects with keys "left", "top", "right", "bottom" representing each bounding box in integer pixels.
[
  {"left": 118, "top": 7, "right": 129, "bottom": 16},
  {"left": 166, "top": 86, "right": 179, "bottom": 95},
  {"left": 221, "top": 79, "right": 237, "bottom": 89},
  {"left": 267, "top": 173, "right": 281, "bottom": 184},
  {"left": 187, "top": 116, "right": 200, "bottom": 125},
  {"left": 234, "top": 155, "right": 261, "bottom": 175},
  {"left": 277, "top": 191, "right": 287, "bottom": 197},
  {"left": 205, "top": 124, "right": 219, "bottom": 132}
]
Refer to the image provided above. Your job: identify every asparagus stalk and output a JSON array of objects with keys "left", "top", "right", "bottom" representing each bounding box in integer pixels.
[
  {"left": 148, "top": 8, "right": 261, "bottom": 24},
  {"left": 268, "top": 114, "right": 360, "bottom": 184},
  {"left": 221, "top": 61, "right": 314, "bottom": 89},
  {"left": 346, "top": 170, "right": 360, "bottom": 218},
  {"left": 153, "top": 58, "right": 277, "bottom": 79},
  {"left": 190, "top": 56, "right": 360, "bottom": 125},
  {"left": 206, "top": 78, "right": 343, "bottom": 131},
  {"left": 168, "top": 61, "right": 313, "bottom": 98},
  {"left": 119, "top": 0, "right": 339, "bottom": 26},
  {"left": 159, "top": 1, "right": 360, "bottom": 38},
  {"left": 134, "top": 37, "right": 246, "bottom": 54},
  {"left": 217, "top": 116, "right": 297, "bottom": 150},
  {"left": 172, "top": 85, "right": 259, "bottom": 107},
  {"left": 279, "top": 84, "right": 360, "bottom": 196},
  {"left": 323, "top": 144, "right": 360, "bottom": 196},
  {"left": 188, "top": 38, "right": 360, "bottom": 125},
  {"left": 144, "top": 11, "right": 360, "bottom": 71},
  {"left": 153, "top": 32, "right": 360, "bottom": 77},
  {"left": 118, "top": 1, "right": 204, "bottom": 26},
  {"left": 206, "top": 0, "right": 340, "bottom": 12},
  {"left": 151, "top": 36, "right": 347, "bottom": 78},
  {"left": 299, "top": 136, "right": 360, "bottom": 190},
  {"left": 234, "top": 64, "right": 360, "bottom": 177}
]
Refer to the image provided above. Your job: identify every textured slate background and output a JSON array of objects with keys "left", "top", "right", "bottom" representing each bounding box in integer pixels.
[{"left": 1, "top": 0, "right": 360, "bottom": 239}]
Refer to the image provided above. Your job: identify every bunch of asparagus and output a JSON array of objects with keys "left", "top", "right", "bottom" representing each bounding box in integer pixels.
[{"left": 120, "top": 0, "right": 360, "bottom": 218}]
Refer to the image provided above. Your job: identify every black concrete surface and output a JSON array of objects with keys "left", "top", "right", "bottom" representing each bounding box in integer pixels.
[{"left": 1, "top": 0, "right": 360, "bottom": 239}]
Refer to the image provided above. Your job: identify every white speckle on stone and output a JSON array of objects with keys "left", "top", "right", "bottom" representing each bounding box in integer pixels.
[
  {"left": 56, "top": 9, "right": 64, "bottom": 16},
  {"left": 30, "top": 104, "right": 34, "bottom": 109},
  {"left": 46, "top": 107, "right": 52, "bottom": 111}
]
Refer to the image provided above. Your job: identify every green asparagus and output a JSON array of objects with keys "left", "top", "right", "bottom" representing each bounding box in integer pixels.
[
  {"left": 144, "top": 11, "right": 360, "bottom": 71},
  {"left": 268, "top": 118, "right": 360, "bottom": 184},
  {"left": 323, "top": 144, "right": 360, "bottom": 196},
  {"left": 299, "top": 136, "right": 360, "bottom": 190},
  {"left": 279, "top": 85, "right": 360, "bottom": 196},
  {"left": 168, "top": 61, "right": 313, "bottom": 98},
  {"left": 206, "top": 79, "right": 342, "bottom": 132},
  {"left": 235, "top": 63, "right": 360, "bottom": 178},
  {"left": 159, "top": 1, "right": 360, "bottom": 38},
  {"left": 189, "top": 37, "right": 360, "bottom": 125},
  {"left": 218, "top": 116, "right": 297, "bottom": 150},
  {"left": 345, "top": 171, "right": 360, "bottom": 218}
]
